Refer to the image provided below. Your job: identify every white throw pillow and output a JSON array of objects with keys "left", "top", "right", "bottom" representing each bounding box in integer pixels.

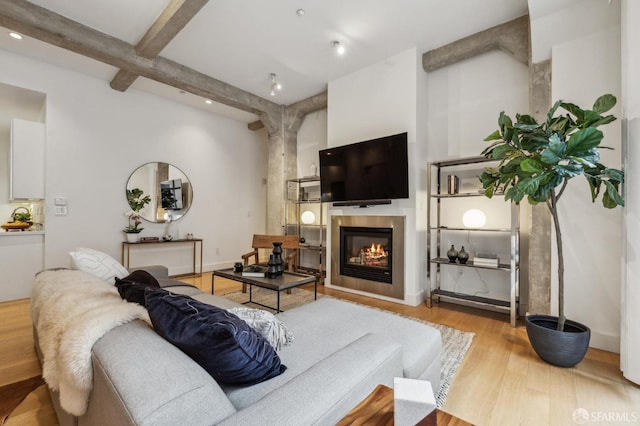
[
  {"left": 69, "top": 247, "right": 129, "bottom": 284},
  {"left": 228, "top": 307, "right": 295, "bottom": 351}
]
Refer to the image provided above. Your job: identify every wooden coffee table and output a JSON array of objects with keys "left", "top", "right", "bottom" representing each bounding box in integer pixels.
[
  {"left": 212, "top": 268, "right": 317, "bottom": 312},
  {"left": 337, "top": 384, "right": 473, "bottom": 426}
]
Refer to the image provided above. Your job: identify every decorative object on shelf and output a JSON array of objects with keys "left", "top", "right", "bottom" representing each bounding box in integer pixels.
[
  {"left": 462, "top": 209, "right": 486, "bottom": 228},
  {"left": 272, "top": 242, "right": 284, "bottom": 275},
  {"left": 447, "top": 175, "right": 459, "bottom": 194},
  {"left": 162, "top": 235, "right": 173, "bottom": 241},
  {"left": 123, "top": 187, "right": 151, "bottom": 239},
  {"left": 446, "top": 245, "right": 458, "bottom": 262},
  {"left": 473, "top": 253, "right": 499, "bottom": 268},
  {"left": 140, "top": 237, "right": 160, "bottom": 242},
  {"left": 186, "top": 233, "right": 194, "bottom": 240},
  {"left": 300, "top": 210, "right": 315, "bottom": 224},
  {"left": 457, "top": 247, "right": 469, "bottom": 264},
  {"left": 481, "top": 94, "right": 623, "bottom": 367},
  {"left": 1, "top": 206, "right": 33, "bottom": 231}
]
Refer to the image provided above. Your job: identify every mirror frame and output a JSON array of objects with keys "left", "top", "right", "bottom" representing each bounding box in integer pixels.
[{"left": 126, "top": 162, "right": 193, "bottom": 223}]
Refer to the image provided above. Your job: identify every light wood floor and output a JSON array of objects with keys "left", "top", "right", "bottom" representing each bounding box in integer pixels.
[{"left": 2, "top": 273, "right": 638, "bottom": 425}]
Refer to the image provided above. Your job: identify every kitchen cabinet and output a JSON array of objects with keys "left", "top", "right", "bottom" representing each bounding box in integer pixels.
[{"left": 10, "top": 118, "right": 45, "bottom": 200}]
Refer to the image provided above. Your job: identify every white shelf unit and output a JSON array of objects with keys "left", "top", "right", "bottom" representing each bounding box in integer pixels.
[
  {"left": 427, "top": 156, "right": 520, "bottom": 326},
  {"left": 285, "top": 177, "right": 326, "bottom": 280}
]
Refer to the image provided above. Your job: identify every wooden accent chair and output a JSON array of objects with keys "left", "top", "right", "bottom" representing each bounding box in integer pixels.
[{"left": 240, "top": 234, "right": 300, "bottom": 292}]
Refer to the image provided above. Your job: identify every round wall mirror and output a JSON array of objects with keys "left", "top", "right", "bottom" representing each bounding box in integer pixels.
[{"left": 126, "top": 162, "right": 193, "bottom": 223}]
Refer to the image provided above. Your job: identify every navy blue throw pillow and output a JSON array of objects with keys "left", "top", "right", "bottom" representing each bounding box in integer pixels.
[
  {"left": 115, "top": 270, "right": 162, "bottom": 306},
  {"left": 145, "top": 288, "right": 287, "bottom": 385}
]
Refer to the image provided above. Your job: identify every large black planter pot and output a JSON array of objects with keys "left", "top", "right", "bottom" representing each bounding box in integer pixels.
[{"left": 525, "top": 315, "right": 591, "bottom": 368}]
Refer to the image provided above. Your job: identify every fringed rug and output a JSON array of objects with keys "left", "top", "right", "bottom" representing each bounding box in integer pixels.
[
  {"left": 0, "top": 375, "right": 45, "bottom": 425},
  {"left": 223, "top": 287, "right": 474, "bottom": 407}
]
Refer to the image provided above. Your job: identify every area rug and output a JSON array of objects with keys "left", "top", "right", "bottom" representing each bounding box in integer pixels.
[
  {"left": 0, "top": 375, "right": 45, "bottom": 425},
  {"left": 223, "top": 287, "right": 474, "bottom": 407}
]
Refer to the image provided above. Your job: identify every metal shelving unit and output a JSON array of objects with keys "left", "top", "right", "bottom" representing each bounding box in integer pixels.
[
  {"left": 285, "top": 177, "right": 326, "bottom": 281},
  {"left": 427, "top": 156, "right": 520, "bottom": 326}
]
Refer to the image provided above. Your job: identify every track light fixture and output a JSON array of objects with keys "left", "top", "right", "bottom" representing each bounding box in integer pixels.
[{"left": 269, "top": 73, "right": 282, "bottom": 96}]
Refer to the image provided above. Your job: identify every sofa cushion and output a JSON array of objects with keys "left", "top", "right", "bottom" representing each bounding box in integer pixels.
[
  {"left": 228, "top": 307, "right": 294, "bottom": 351},
  {"left": 122, "top": 269, "right": 160, "bottom": 287},
  {"left": 145, "top": 289, "right": 287, "bottom": 386},
  {"left": 115, "top": 270, "right": 162, "bottom": 306},
  {"left": 69, "top": 247, "right": 129, "bottom": 284}
]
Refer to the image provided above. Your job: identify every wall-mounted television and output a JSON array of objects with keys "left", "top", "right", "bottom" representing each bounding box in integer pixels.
[{"left": 319, "top": 132, "right": 409, "bottom": 205}]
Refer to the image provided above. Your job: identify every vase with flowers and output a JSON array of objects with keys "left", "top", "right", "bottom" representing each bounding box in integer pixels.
[{"left": 123, "top": 188, "right": 151, "bottom": 242}]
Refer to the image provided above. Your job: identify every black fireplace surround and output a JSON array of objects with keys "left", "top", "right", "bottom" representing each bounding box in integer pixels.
[{"left": 340, "top": 226, "right": 393, "bottom": 284}]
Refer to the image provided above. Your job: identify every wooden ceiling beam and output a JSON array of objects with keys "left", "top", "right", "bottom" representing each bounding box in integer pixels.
[
  {"left": 110, "top": 0, "right": 209, "bottom": 92},
  {"left": 0, "top": 0, "right": 275, "bottom": 115}
]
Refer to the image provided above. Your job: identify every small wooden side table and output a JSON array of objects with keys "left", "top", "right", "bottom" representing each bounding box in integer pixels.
[{"left": 337, "top": 384, "right": 473, "bottom": 426}]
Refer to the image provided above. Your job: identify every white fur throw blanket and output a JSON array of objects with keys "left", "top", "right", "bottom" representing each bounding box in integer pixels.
[{"left": 31, "top": 269, "right": 150, "bottom": 416}]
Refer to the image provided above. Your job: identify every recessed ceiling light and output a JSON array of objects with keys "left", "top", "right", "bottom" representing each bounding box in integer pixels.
[
  {"left": 9, "top": 32, "right": 23, "bottom": 40},
  {"left": 296, "top": 9, "right": 305, "bottom": 16},
  {"left": 331, "top": 40, "right": 345, "bottom": 56},
  {"left": 205, "top": 99, "right": 212, "bottom": 104}
]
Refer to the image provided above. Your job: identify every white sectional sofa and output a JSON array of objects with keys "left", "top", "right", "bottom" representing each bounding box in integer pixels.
[{"left": 32, "top": 267, "right": 441, "bottom": 426}]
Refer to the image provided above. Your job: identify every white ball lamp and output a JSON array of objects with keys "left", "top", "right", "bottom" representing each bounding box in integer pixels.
[
  {"left": 462, "top": 209, "right": 486, "bottom": 228},
  {"left": 301, "top": 210, "right": 315, "bottom": 225}
]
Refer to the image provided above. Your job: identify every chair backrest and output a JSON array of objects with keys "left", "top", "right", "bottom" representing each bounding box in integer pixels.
[{"left": 252, "top": 234, "right": 300, "bottom": 250}]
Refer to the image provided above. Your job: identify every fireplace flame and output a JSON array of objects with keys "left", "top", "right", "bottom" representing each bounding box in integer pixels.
[
  {"left": 370, "top": 243, "right": 383, "bottom": 253},
  {"left": 366, "top": 243, "right": 387, "bottom": 258}
]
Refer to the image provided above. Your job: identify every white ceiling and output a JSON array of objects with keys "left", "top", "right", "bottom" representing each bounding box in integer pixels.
[{"left": 0, "top": 0, "right": 529, "bottom": 122}]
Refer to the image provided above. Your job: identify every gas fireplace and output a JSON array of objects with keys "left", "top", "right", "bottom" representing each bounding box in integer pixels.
[
  {"left": 341, "top": 226, "right": 393, "bottom": 284},
  {"left": 331, "top": 215, "right": 405, "bottom": 300}
]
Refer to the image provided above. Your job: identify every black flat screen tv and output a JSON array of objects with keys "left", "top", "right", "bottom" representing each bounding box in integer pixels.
[{"left": 319, "top": 132, "right": 409, "bottom": 205}]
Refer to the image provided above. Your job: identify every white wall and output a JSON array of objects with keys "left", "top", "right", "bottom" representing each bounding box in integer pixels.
[
  {"left": 427, "top": 49, "right": 529, "bottom": 159},
  {"left": 529, "top": 0, "right": 620, "bottom": 63},
  {"left": 325, "top": 47, "right": 427, "bottom": 306},
  {"left": 548, "top": 7, "right": 622, "bottom": 353},
  {"left": 0, "top": 48, "right": 268, "bottom": 288},
  {"left": 621, "top": 0, "right": 640, "bottom": 384}
]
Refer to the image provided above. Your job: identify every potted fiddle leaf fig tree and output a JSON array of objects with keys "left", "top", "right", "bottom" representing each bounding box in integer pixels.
[{"left": 480, "top": 94, "right": 624, "bottom": 367}]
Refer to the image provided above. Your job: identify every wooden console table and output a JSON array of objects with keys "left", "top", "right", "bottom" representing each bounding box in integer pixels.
[
  {"left": 121, "top": 238, "right": 203, "bottom": 277},
  {"left": 337, "top": 384, "right": 473, "bottom": 426}
]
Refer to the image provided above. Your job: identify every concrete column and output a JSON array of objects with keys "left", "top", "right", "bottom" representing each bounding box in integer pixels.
[
  {"left": 261, "top": 93, "right": 328, "bottom": 235},
  {"left": 527, "top": 60, "right": 552, "bottom": 315},
  {"left": 263, "top": 107, "right": 305, "bottom": 235}
]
